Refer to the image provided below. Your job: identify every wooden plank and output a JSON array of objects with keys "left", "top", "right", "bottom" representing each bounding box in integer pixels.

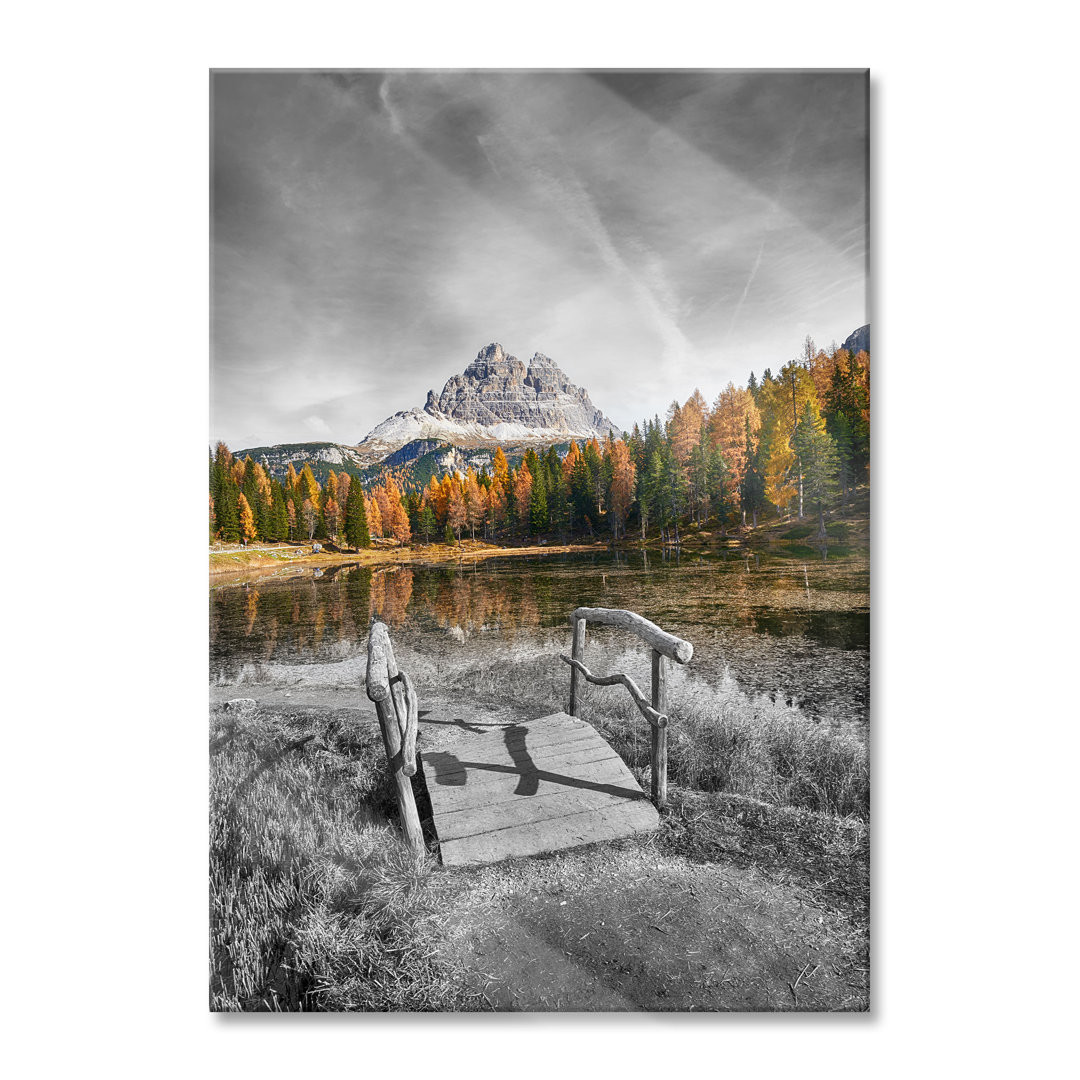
[
  {"left": 436, "top": 782, "right": 653, "bottom": 841},
  {"left": 439, "top": 799, "right": 659, "bottom": 866},
  {"left": 421, "top": 715, "right": 608, "bottom": 767},
  {"left": 421, "top": 755, "right": 637, "bottom": 814},
  {"left": 422, "top": 729, "right": 610, "bottom": 780},
  {"left": 423, "top": 742, "right": 621, "bottom": 792},
  {"left": 422, "top": 711, "right": 658, "bottom": 866}
]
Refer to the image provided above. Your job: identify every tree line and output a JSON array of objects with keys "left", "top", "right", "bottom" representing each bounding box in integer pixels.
[{"left": 210, "top": 336, "right": 868, "bottom": 548}]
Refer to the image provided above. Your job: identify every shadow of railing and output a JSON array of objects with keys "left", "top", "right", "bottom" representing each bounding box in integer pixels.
[{"left": 422, "top": 721, "right": 644, "bottom": 803}]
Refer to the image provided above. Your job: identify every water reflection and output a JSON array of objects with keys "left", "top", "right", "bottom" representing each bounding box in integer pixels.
[{"left": 209, "top": 548, "right": 869, "bottom": 724}]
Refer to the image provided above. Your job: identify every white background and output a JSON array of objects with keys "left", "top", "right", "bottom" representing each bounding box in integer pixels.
[{"left": 2, "top": 2, "right": 1075, "bottom": 1077}]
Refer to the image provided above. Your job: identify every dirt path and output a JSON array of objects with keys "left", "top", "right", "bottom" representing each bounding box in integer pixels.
[
  {"left": 426, "top": 833, "right": 865, "bottom": 1011},
  {"left": 403, "top": 710, "right": 866, "bottom": 1011}
]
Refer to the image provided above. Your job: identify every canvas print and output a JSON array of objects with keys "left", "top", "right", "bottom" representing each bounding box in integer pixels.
[{"left": 210, "top": 69, "right": 870, "bottom": 1012}]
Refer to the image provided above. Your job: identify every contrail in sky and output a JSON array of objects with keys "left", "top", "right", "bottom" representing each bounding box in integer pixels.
[{"left": 727, "top": 238, "right": 766, "bottom": 337}]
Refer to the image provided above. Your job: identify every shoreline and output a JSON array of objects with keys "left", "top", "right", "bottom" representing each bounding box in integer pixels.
[
  {"left": 209, "top": 488, "right": 868, "bottom": 586},
  {"left": 209, "top": 539, "right": 602, "bottom": 586}
]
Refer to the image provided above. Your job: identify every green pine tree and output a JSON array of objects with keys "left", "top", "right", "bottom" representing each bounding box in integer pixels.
[
  {"left": 419, "top": 501, "right": 436, "bottom": 544},
  {"left": 792, "top": 403, "right": 840, "bottom": 539},
  {"left": 529, "top": 467, "right": 549, "bottom": 533},
  {"left": 344, "top": 482, "right": 370, "bottom": 551}
]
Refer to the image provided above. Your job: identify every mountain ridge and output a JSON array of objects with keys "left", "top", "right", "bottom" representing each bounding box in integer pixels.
[
  {"left": 231, "top": 327, "right": 870, "bottom": 479},
  {"left": 353, "top": 342, "right": 618, "bottom": 462}
]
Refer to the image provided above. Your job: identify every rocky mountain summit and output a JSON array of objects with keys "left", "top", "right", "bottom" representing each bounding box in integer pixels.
[
  {"left": 842, "top": 324, "right": 870, "bottom": 355},
  {"left": 354, "top": 343, "right": 618, "bottom": 462}
]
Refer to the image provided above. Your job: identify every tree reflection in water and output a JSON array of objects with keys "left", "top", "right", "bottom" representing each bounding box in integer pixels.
[{"left": 209, "top": 550, "right": 869, "bottom": 724}]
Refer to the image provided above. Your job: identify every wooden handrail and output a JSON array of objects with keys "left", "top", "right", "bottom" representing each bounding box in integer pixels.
[
  {"left": 365, "top": 619, "right": 423, "bottom": 853},
  {"left": 559, "top": 655, "right": 668, "bottom": 728},
  {"left": 566, "top": 607, "right": 691, "bottom": 811},
  {"left": 570, "top": 607, "right": 693, "bottom": 664}
]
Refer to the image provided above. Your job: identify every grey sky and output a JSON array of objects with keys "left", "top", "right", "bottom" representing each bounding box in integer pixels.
[{"left": 212, "top": 70, "right": 867, "bottom": 449}]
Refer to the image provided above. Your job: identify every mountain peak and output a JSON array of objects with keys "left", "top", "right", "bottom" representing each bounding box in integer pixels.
[
  {"left": 357, "top": 343, "right": 618, "bottom": 462},
  {"left": 842, "top": 324, "right": 870, "bottom": 355}
]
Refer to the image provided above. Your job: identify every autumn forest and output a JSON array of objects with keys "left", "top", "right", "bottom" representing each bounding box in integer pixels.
[{"left": 209, "top": 337, "right": 869, "bottom": 550}]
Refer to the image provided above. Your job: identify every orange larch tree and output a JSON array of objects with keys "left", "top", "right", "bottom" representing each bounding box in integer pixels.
[
  {"left": 237, "top": 493, "right": 257, "bottom": 544},
  {"left": 447, "top": 478, "right": 467, "bottom": 540},
  {"left": 464, "top": 469, "right": 484, "bottom": 540},
  {"left": 608, "top": 438, "right": 636, "bottom": 539},
  {"left": 513, "top": 462, "right": 533, "bottom": 530},
  {"left": 708, "top": 383, "right": 762, "bottom": 515},
  {"left": 365, "top": 492, "right": 383, "bottom": 538}
]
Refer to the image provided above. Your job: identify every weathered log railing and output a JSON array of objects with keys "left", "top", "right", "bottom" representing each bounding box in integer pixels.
[
  {"left": 365, "top": 618, "right": 423, "bottom": 853},
  {"left": 560, "top": 606, "right": 693, "bottom": 811}
]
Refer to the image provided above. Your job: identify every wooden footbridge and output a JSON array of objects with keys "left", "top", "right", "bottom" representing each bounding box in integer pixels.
[{"left": 365, "top": 608, "right": 693, "bottom": 867}]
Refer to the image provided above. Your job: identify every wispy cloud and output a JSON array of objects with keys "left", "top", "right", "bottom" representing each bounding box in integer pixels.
[{"left": 211, "top": 71, "right": 867, "bottom": 448}]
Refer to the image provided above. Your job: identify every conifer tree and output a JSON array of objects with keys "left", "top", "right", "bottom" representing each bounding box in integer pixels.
[
  {"left": 365, "top": 492, "right": 383, "bottom": 539},
  {"left": 583, "top": 438, "right": 604, "bottom": 518},
  {"left": 419, "top": 500, "right": 436, "bottom": 544},
  {"left": 302, "top": 498, "right": 317, "bottom": 540},
  {"left": 384, "top": 478, "right": 411, "bottom": 544},
  {"left": 708, "top": 443, "right": 730, "bottom": 531},
  {"left": 568, "top": 456, "right": 592, "bottom": 534},
  {"left": 791, "top": 402, "right": 840, "bottom": 538},
  {"left": 447, "top": 478, "right": 467, "bottom": 541},
  {"left": 609, "top": 438, "right": 636, "bottom": 539},
  {"left": 216, "top": 475, "right": 240, "bottom": 542},
  {"left": 739, "top": 418, "right": 765, "bottom": 528},
  {"left": 529, "top": 466, "right": 549, "bottom": 534},
  {"left": 269, "top": 481, "right": 288, "bottom": 542},
  {"left": 464, "top": 470, "right": 484, "bottom": 540},
  {"left": 323, "top": 497, "right": 341, "bottom": 540},
  {"left": 492, "top": 447, "right": 510, "bottom": 489},
  {"left": 344, "top": 481, "right": 370, "bottom": 551},
  {"left": 298, "top": 464, "right": 320, "bottom": 517},
  {"left": 237, "top": 493, "right": 256, "bottom": 544}
]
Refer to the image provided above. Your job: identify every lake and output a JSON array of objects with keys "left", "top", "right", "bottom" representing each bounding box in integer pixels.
[{"left": 210, "top": 545, "right": 869, "bottom": 727}]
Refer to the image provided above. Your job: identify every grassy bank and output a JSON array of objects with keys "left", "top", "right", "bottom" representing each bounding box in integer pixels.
[
  {"left": 211, "top": 621, "right": 868, "bottom": 1009},
  {"left": 210, "top": 687, "right": 867, "bottom": 1010},
  {"left": 445, "top": 647, "right": 868, "bottom": 820},
  {"left": 209, "top": 702, "right": 486, "bottom": 1011},
  {"left": 209, "top": 538, "right": 604, "bottom": 581}
]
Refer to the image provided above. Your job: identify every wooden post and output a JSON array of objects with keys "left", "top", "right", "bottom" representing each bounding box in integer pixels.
[
  {"left": 372, "top": 697, "right": 424, "bottom": 853},
  {"left": 366, "top": 621, "right": 424, "bottom": 854},
  {"left": 568, "top": 616, "right": 586, "bottom": 716},
  {"left": 651, "top": 648, "right": 667, "bottom": 810}
]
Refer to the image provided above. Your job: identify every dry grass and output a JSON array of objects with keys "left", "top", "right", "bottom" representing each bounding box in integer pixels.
[
  {"left": 209, "top": 703, "right": 487, "bottom": 1011},
  {"left": 443, "top": 648, "right": 868, "bottom": 820},
  {"left": 209, "top": 539, "right": 601, "bottom": 582},
  {"left": 210, "top": 627, "right": 868, "bottom": 1010}
]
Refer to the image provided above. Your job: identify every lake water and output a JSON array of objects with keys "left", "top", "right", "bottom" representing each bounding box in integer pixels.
[{"left": 210, "top": 545, "right": 869, "bottom": 726}]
